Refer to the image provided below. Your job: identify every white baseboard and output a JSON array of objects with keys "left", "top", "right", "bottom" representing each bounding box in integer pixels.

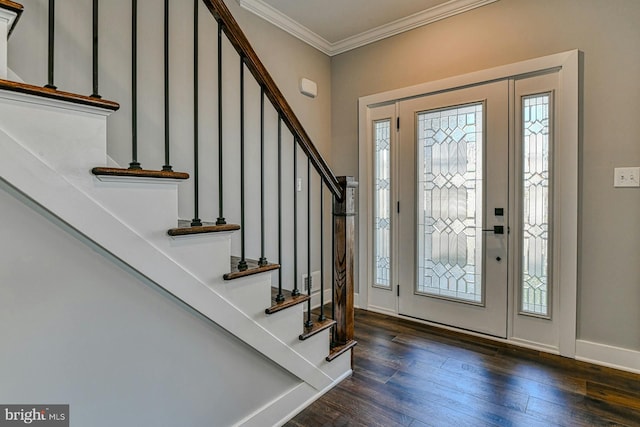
[
  {"left": 575, "top": 340, "right": 640, "bottom": 374},
  {"left": 366, "top": 304, "right": 400, "bottom": 317},
  {"left": 238, "top": 370, "right": 353, "bottom": 427},
  {"left": 508, "top": 337, "right": 559, "bottom": 355}
]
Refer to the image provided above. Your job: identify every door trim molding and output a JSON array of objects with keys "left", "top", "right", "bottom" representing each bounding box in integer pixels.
[{"left": 358, "top": 49, "right": 579, "bottom": 357}]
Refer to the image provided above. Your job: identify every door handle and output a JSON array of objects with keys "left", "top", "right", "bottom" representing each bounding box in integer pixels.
[{"left": 482, "top": 225, "right": 504, "bottom": 234}]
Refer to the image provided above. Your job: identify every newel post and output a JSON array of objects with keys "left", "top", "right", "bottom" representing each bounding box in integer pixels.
[{"left": 333, "top": 176, "right": 357, "bottom": 346}]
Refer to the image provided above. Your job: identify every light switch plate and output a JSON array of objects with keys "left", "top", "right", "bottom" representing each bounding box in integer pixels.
[{"left": 614, "top": 167, "right": 640, "bottom": 187}]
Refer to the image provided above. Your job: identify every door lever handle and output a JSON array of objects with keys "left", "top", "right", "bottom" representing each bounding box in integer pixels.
[{"left": 482, "top": 225, "right": 504, "bottom": 234}]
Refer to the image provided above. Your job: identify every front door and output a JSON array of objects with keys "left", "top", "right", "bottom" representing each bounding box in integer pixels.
[
  {"left": 364, "top": 52, "right": 577, "bottom": 353},
  {"left": 397, "top": 81, "right": 509, "bottom": 337}
]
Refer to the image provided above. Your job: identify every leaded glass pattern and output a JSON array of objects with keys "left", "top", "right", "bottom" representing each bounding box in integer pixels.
[
  {"left": 521, "top": 94, "right": 550, "bottom": 316},
  {"left": 417, "top": 103, "right": 483, "bottom": 303},
  {"left": 374, "top": 119, "right": 391, "bottom": 288}
]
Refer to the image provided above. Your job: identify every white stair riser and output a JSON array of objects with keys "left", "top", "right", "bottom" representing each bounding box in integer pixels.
[
  {"left": 259, "top": 305, "right": 304, "bottom": 343},
  {"left": 167, "top": 233, "right": 233, "bottom": 285},
  {"left": 0, "top": 7, "right": 19, "bottom": 79},
  {"left": 0, "top": 19, "right": 7, "bottom": 79},
  {"left": 0, "top": 95, "right": 109, "bottom": 187},
  {"left": 210, "top": 274, "right": 273, "bottom": 317},
  {"left": 92, "top": 177, "right": 236, "bottom": 285},
  {"left": 294, "top": 330, "right": 332, "bottom": 367},
  {"left": 92, "top": 181, "right": 179, "bottom": 232},
  {"left": 321, "top": 351, "right": 353, "bottom": 381}
]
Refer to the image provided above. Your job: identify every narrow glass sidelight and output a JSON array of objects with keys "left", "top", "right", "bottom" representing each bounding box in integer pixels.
[
  {"left": 373, "top": 119, "right": 392, "bottom": 289},
  {"left": 416, "top": 103, "right": 483, "bottom": 303},
  {"left": 521, "top": 94, "right": 551, "bottom": 316}
]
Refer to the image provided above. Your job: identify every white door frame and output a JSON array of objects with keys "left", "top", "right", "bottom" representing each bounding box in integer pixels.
[{"left": 357, "top": 50, "right": 579, "bottom": 357}]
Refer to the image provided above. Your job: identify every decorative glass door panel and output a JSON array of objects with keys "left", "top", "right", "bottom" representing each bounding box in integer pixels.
[
  {"left": 374, "top": 119, "right": 392, "bottom": 289},
  {"left": 417, "top": 103, "right": 484, "bottom": 303},
  {"left": 521, "top": 93, "right": 551, "bottom": 316},
  {"left": 397, "top": 81, "right": 509, "bottom": 338}
]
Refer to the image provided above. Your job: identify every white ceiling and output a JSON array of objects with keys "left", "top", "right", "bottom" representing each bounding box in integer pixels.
[{"left": 237, "top": 0, "right": 498, "bottom": 56}]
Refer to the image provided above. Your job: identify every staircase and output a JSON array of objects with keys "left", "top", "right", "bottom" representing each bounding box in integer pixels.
[{"left": 0, "top": 1, "right": 355, "bottom": 426}]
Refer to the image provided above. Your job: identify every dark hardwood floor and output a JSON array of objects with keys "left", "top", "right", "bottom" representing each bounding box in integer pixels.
[{"left": 286, "top": 309, "right": 640, "bottom": 427}]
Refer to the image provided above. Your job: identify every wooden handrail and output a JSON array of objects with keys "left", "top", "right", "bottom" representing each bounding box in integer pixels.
[
  {"left": 201, "top": 0, "right": 343, "bottom": 200},
  {"left": 0, "top": 0, "right": 23, "bottom": 14}
]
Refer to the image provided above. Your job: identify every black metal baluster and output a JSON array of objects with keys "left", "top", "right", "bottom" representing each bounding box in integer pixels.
[
  {"left": 216, "top": 21, "right": 226, "bottom": 225},
  {"left": 305, "top": 157, "right": 313, "bottom": 328},
  {"left": 44, "top": 0, "right": 56, "bottom": 89},
  {"left": 276, "top": 117, "right": 285, "bottom": 302},
  {"left": 191, "top": 0, "right": 201, "bottom": 227},
  {"left": 258, "top": 88, "right": 267, "bottom": 266},
  {"left": 129, "top": 0, "right": 141, "bottom": 169},
  {"left": 90, "top": 0, "right": 101, "bottom": 98},
  {"left": 292, "top": 140, "right": 300, "bottom": 296},
  {"left": 162, "top": 0, "right": 173, "bottom": 172},
  {"left": 318, "top": 180, "right": 326, "bottom": 321},
  {"left": 238, "top": 58, "right": 247, "bottom": 272}
]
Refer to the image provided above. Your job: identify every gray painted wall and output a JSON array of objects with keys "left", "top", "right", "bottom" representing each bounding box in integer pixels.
[
  {"left": 0, "top": 182, "right": 299, "bottom": 426},
  {"left": 330, "top": 0, "right": 640, "bottom": 351}
]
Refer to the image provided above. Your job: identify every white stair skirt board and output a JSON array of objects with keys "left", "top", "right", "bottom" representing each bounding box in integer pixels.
[
  {"left": 576, "top": 340, "right": 640, "bottom": 375},
  {"left": 0, "top": 93, "right": 343, "bottom": 391}
]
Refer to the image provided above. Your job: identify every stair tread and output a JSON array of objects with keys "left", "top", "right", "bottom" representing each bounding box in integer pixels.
[
  {"left": 299, "top": 317, "right": 336, "bottom": 341},
  {"left": 0, "top": 79, "right": 119, "bottom": 110},
  {"left": 224, "top": 256, "right": 280, "bottom": 281},
  {"left": 168, "top": 220, "right": 240, "bottom": 236},
  {"left": 326, "top": 339, "right": 357, "bottom": 362},
  {"left": 92, "top": 167, "right": 188, "bottom": 180},
  {"left": 266, "top": 287, "right": 310, "bottom": 315}
]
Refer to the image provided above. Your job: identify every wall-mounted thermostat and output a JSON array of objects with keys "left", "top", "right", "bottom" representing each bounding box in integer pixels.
[{"left": 299, "top": 78, "right": 317, "bottom": 98}]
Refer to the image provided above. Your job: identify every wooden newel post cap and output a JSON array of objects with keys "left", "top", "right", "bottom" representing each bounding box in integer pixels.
[{"left": 334, "top": 176, "right": 358, "bottom": 216}]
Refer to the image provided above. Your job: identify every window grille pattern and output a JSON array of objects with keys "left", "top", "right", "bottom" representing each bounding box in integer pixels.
[
  {"left": 374, "top": 119, "right": 391, "bottom": 288},
  {"left": 521, "top": 94, "right": 550, "bottom": 316},
  {"left": 417, "top": 103, "right": 483, "bottom": 302}
]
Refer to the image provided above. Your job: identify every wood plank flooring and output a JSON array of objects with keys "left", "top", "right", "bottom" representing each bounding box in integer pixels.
[{"left": 286, "top": 309, "right": 640, "bottom": 427}]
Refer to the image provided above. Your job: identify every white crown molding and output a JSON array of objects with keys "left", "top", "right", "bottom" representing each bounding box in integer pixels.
[
  {"left": 237, "top": 0, "right": 333, "bottom": 55},
  {"left": 237, "top": 0, "right": 499, "bottom": 56}
]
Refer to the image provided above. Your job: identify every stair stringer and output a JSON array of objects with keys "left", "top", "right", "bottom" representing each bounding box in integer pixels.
[{"left": 0, "top": 91, "right": 343, "bottom": 393}]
